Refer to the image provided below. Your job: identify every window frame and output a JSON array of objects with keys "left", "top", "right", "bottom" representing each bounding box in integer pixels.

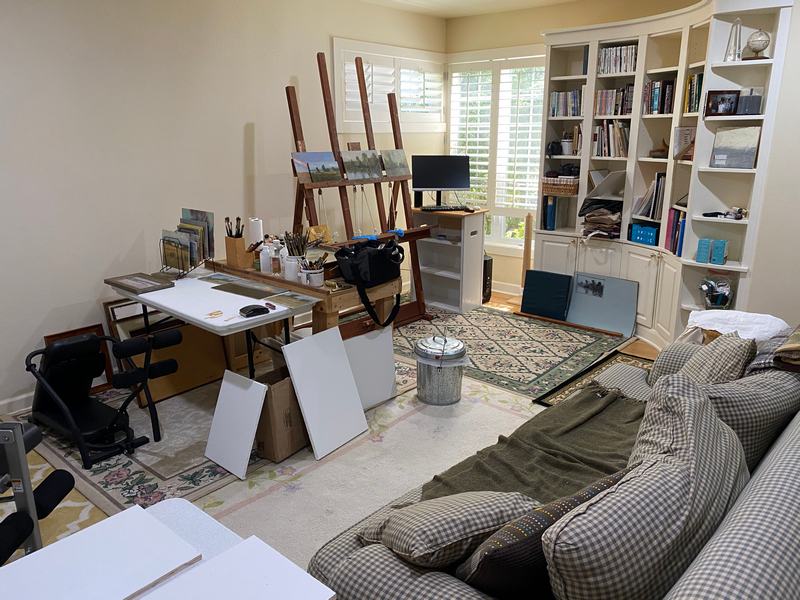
[
  {"left": 446, "top": 45, "right": 546, "bottom": 251},
  {"left": 333, "top": 37, "right": 446, "bottom": 134}
]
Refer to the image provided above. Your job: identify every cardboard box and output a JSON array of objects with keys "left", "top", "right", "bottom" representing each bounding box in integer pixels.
[{"left": 255, "top": 367, "right": 309, "bottom": 462}]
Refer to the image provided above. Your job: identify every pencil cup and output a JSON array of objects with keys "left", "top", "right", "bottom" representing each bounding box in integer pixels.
[
  {"left": 225, "top": 236, "right": 251, "bottom": 269},
  {"left": 300, "top": 268, "right": 324, "bottom": 288},
  {"left": 284, "top": 256, "right": 302, "bottom": 282}
]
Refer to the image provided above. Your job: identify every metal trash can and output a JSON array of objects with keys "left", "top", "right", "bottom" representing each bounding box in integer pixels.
[{"left": 414, "top": 336, "right": 466, "bottom": 406}]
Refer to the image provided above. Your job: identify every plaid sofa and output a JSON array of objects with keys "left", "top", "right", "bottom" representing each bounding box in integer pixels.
[{"left": 309, "top": 342, "right": 800, "bottom": 599}]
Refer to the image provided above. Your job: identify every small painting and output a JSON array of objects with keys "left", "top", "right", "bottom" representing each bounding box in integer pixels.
[
  {"left": 341, "top": 150, "right": 383, "bottom": 181},
  {"left": 381, "top": 149, "right": 411, "bottom": 177},
  {"left": 292, "top": 152, "right": 341, "bottom": 183}
]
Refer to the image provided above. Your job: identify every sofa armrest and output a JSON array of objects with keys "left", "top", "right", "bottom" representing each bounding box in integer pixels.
[{"left": 647, "top": 342, "right": 703, "bottom": 386}]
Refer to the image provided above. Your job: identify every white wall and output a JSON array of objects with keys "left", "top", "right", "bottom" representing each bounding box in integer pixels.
[{"left": 0, "top": 0, "right": 446, "bottom": 407}]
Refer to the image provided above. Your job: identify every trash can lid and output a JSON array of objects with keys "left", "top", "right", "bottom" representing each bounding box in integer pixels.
[{"left": 414, "top": 336, "right": 466, "bottom": 360}]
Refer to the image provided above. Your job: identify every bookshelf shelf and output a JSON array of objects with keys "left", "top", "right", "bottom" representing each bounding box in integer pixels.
[
  {"left": 419, "top": 265, "right": 461, "bottom": 280},
  {"left": 632, "top": 214, "right": 661, "bottom": 223},
  {"left": 638, "top": 157, "right": 669, "bottom": 163},
  {"left": 594, "top": 114, "right": 632, "bottom": 119},
  {"left": 671, "top": 204, "right": 688, "bottom": 212},
  {"left": 597, "top": 71, "right": 636, "bottom": 78},
  {"left": 697, "top": 167, "right": 757, "bottom": 174},
  {"left": 550, "top": 74, "right": 587, "bottom": 81},
  {"left": 688, "top": 60, "right": 706, "bottom": 69},
  {"left": 548, "top": 154, "right": 582, "bottom": 159},
  {"left": 418, "top": 237, "right": 462, "bottom": 247},
  {"left": 703, "top": 114, "right": 764, "bottom": 122},
  {"left": 646, "top": 66, "right": 679, "bottom": 74},
  {"left": 641, "top": 113, "right": 674, "bottom": 119},
  {"left": 710, "top": 59, "right": 773, "bottom": 69},
  {"left": 591, "top": 156, "right": 628, "bottom": 161},
  {"left": 683, "top": 112, "right": 700, "bottom": 118},
  {"left": 676, "top": 160, "right": 694, "bottom": 166},
  {"left": 680, "top": 258, "right": 749, "bottom": 273},
  {"left": 691, "top": 215, "right": 749, "bottom": 225},
  {"left": 549, "top": 115, "right": 584, "bottom": 121}
]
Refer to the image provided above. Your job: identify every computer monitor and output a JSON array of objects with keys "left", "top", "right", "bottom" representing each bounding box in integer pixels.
[{"left": 411, "top": 155, "right": 471, "bottom": 207}]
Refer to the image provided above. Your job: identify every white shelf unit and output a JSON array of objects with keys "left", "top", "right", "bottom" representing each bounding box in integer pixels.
[
  {"left": 412, "top": 209, "right": 487, "bottom": 314},
  {"left": 537, "top": 0, "right": 794, "bottom": 349}
]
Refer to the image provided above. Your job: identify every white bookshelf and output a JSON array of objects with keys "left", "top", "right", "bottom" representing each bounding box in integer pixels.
[{"left": 536, "top": 0, "right": 794, "bottom": 349}]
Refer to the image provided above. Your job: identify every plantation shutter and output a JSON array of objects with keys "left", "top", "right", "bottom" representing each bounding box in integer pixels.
[
  {"left": 448, "top": 69, "right": 493, "bottom": 205},
  {"left": 495, "top": 65, "right": 545, "bottom": 210},
  {"left": 399, "top": 60, "right": 444, "bottom": 120},
  {"left": 343, "top": 51, "right": 395, "bottom": 125}
]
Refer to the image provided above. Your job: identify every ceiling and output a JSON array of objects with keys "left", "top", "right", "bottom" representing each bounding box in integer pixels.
[{"left": 361, "top": 0, "right": 576, "bottom": 19}]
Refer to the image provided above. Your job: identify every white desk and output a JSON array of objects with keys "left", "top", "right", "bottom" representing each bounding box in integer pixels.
[{"left": 108, "top": 272, "right": 318, "bottom": 378}]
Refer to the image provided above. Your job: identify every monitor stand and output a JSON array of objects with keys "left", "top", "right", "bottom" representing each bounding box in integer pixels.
[{"left": 413, "top": 191, "right": 443, "bottom": 208}]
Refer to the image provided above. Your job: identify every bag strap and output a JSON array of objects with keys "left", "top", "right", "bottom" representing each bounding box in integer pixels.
[{"left": 355, "top": 285, "right": 401, "bottom": 328}]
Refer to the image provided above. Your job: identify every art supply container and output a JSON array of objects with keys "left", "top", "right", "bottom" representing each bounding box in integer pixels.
[
  {"left": 300, "top": 268, "right": 324, "bottom": 287},
  {"left": 259, "top": 245, "right": 273, "bottom": 274},
  {"left": 414, "top": 336, "right": 467, "bottom": 406},
  {"left": 284, "top": 256, "right": 302, "bottom": 282}
]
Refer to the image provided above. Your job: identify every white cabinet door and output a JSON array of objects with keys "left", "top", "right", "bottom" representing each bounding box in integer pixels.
[
  {"left": 654, "top": 254, "right": 681, "bottom": 341},
  {"left": 576, "top": 239, "right": 622, "bottom": 277},
  {"left": 623, "top": 245, "right": 660, "bottom": 329},
  {"left": 534, "top": 233, "right": 577, "bottom": 275}
]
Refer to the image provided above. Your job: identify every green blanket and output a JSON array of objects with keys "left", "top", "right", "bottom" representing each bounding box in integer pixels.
[{"left": 421, "top": 383, "right": 645, "bottom": 504}]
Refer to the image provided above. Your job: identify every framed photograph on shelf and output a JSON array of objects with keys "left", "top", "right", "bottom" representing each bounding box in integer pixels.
[
  {"left": 705, "top": 90, "right": 740, "bottom": 117},
  {"left": 43, "top": 324, "right": 114, "bottom": 394}
]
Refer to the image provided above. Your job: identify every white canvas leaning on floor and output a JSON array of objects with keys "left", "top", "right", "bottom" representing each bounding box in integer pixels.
[
  {"left": 344, "top": 325, "right": 396, "bottom": 410},
  {"left": 283, "top": 327, "right": 368, "bottom": 460}
]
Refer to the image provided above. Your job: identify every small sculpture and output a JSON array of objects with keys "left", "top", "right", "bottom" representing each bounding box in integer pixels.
[
  {"left": 724, "top": 17, "right": 743, "bottom": 62},
  {"left": 745, "top": 29, "right": 771, "bottom": 59}
]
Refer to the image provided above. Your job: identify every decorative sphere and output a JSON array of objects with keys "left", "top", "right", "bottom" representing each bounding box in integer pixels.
[{"left": 747, "top": 29, "right": 771, "bottom": 54}]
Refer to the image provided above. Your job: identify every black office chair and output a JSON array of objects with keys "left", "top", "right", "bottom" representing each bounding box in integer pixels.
[
  {"left": 25, "top": 330, "right": 181, "bottom": 469},
  {"left": 1, "top": 422, "right": 75, "bottom": 565}
]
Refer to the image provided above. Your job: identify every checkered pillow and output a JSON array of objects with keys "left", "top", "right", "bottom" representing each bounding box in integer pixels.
[
  {"left": 646, "top": 342, "right": 703, "bottom": 386},
  {"left": 679, "top": 332, "right": 756, "bottom": 385},
  {"left": 329, "top": 543, "right": 492, "bottom": 600},
  {"left": 356, "top": 491, "right": 536, "bottom": 568},
  {"left": 744, "top": 334, "right": 790, "bottom": 375},
  {"left": 455, "top": 467, "right": 633, "bottom": 598},
  {"left": 543, "top": 374, "right": 749, "bottom": 600}
]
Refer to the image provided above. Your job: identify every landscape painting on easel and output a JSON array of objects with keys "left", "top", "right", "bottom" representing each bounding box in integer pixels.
[
  {"left": 292, "top": 151, "right": 341, "bottom": 183},
  {"left": 381, "top": 149, "right": 410, "bottom": 177},
  {"left": 342, "top": 150, "right": 383, "bottom": 181}
]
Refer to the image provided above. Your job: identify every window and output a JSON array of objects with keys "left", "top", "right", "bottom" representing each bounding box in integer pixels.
[
  {"left": 447, "top": 50, "right": 545, "bottom": 247},
  {"left": 334, "top": 38, "right": 445, "bottom": 133}
]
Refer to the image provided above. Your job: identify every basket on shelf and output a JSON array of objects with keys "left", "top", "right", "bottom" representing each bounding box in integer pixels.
[{"left": 542, "top": 177, "right": 579, "bottom": 196}]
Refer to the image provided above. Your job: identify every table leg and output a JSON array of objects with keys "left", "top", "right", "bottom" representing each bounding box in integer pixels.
[
  {"left": 312, "top": 304, "right": 339, "bottom": 334},
  {"left": 283, "top": 318, "right": 291, "bottom": 346},
  {"left": 375, "top": 296, "right": 394, "bottom": 326},
  {"left": 141, "top": 304, "right": 151, "bottom": 334},
  {"left": 245, "top": 330, "right": 256, "bottom": 380}
]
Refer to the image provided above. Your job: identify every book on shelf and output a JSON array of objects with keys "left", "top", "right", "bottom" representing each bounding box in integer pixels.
[
  {"left": 597, "top": 44, "right": 637, "bottom": 75},
  {"left": 676, "top": 217, "right": 686, "bottom": 257},
  {"left": 594, "top": 85, "right": 634, "bottom": 116},
  {"left": 631, "top": 171, "right": 667, "bottom": 220},
  {"left": 683, "top": 72, "right": 704, "bottom": 114},
  {"left": 673, "top": 127, "right": 696, "bottom": 159},
  {"left": 549, "top": 86, "right": 585, "bottom": 117},
  {"left": 570, "top": 123, "right": 583, "bottom": 155},
  {"left": 642, "top": 79, "right": 675, "bottom": 114},
  {"left": 592, "top": 120, "right": 629, "bottom": 158},
  {"left": 664, "top": 208, "right": 686, "bottom": 254}
]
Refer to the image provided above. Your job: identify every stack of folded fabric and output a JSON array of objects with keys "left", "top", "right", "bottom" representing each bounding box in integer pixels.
[
  {"left": 775, "top": 325, "right": 800, "bottom": 371},
  {"left": 581, "top": 208, "right": 621, "bottom": 239}
]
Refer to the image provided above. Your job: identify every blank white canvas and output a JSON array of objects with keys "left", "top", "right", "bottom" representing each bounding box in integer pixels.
[
  {"left": 144, "top": 536, "right": 334, "bottom": 599},
  {"left": 0, "top": 505, "right": 200, "bottom": 600},
  {"left": 205, "top": 370, "right": 266, "bottom": 479},
  {"left": 283, "top": 327, "right": 368, "bottom": 459},
  {"left": 344, "top": 326, "right": 396, "bottom": 410}
]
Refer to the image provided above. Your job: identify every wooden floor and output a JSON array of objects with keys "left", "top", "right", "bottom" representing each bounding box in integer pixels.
[{"left": 488, "top": 291, "right": 659, "bottom": 361}]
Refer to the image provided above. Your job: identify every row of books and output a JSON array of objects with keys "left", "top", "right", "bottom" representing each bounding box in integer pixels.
[
  {"left": 684, "top": 72, "right": 704, "bottom": 114},
  {"left": 597, "top": 44, "right": 638, "bottom": 75},
  {"left": 594, "top": 85, "right": 634, "bottom": 116},
  {"left": 542, "top": 197, "right": 561, "bottom": 230},
  {"left": 665, "top": 209, "right": 687, "bottom": 256},
  {"left": 549, "top": 87, "right": 585, "bottom": 117},
  {"left": 591, "top": 120, "right": 630, "bottom": 157},
  {"left": 642, "top": 79, "right": 675, "bottom": 115},
  {"left": 569, "top": 123, "right": 583, "bottom": 155},
  {"left": 632, "top": 171, "right": 667, "bottom": 220}
]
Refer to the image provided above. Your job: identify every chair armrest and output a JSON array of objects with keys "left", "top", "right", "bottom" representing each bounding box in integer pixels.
[{"left": 647, "top": 342, "right": 703, "bottom": 386}]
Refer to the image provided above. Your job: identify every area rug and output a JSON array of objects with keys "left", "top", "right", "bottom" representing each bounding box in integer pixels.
[
  {"left": 537, "top": 351, "right": 653, "bottom": 406},
  {"left": 13, "top": 362, "right": 417, "bottom": 516},
  {"left": 394, "top": 306, "right": 627, "bottom": 402}
]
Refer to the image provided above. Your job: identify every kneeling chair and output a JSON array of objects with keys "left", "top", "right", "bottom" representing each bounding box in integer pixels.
[{"left": 25, "top": 330, "right": 181, "bottom": 469}]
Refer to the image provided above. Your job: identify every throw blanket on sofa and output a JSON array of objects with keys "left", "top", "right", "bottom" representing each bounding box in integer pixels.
[{"left": 421, "top": 383, "right": 645, "bottom": 504}]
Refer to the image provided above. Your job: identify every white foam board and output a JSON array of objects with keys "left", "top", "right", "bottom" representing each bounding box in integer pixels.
[
  {"left": 205, "top": 370, "right": 266, "bottom": 479},
  {"left": 344, "top": 326, "right": 396, "bottom": 410},
  {"left": 144, "top": 536, "right": 334, "bottom": 599},
  {"left": 0, "top": 505, "right": 200, "bottom": 600},
  {"left": 283, "top": 327, "right": 368, "bottom": 459}
]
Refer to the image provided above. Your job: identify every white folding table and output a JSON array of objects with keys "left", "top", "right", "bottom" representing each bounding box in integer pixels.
[{"left": 107, "top": 271, "right": 318, "bottom": 378}]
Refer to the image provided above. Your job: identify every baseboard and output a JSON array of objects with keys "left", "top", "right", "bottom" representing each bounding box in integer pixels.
[
  {"left": 492, "top": 280, "right": 522, "bottom": 296},
  {"left": 0, "top": 390, "right": 33, "bottom": 417}
]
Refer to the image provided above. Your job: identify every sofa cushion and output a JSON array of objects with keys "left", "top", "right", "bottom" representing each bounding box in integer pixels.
[
  {"left": 744, "top": 334, "right": 790, "bottom": 375},
  {"left": 543, "top": 374, "right": 749, "bottom": 600},
  {"left": 679, "top": 332, "right": 756, "bottom": 385},
  {"left": 594, "top": 363, "right": 652, "bottom": 402},
  {"left": 328, "top": 543, "right": 492, "bottom": 600},
  {"left": 456, "top": 467, "right": 632, "bottom": 599},
  {"left": 699, "top": 369, "right": 800, "bottom": 469},
  {"left": 666, "top": 411, "right": 800, "bottom": 599},
  {"left": 646, "top": 341, "right": 703, "bottom": 386},
  {"left": 357, "top": 491, "right": 537, "bottom": 568}
]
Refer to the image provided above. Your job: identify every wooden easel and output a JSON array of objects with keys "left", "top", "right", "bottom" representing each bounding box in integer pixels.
[{"left": 285, "top": 51, "right": 430, "bottom": 329}]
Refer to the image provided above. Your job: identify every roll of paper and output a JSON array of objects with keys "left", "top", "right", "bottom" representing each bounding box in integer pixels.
[{"left": 247, "top": 217, "right": 263, "bottom": 246}]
